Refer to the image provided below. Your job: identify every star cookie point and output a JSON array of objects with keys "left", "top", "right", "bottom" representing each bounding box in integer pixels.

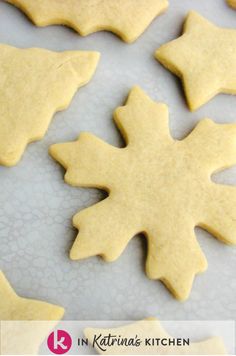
[
  {"left": 0, "top": 271, "right": 64, "bottom": 354},
  {"left": 0, "top": 271, "right": 64, "bottom": 320}
]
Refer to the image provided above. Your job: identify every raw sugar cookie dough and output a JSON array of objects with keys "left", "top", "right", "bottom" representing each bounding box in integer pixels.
[
  {"left": 5, "top": 0, "right": 169, "bottom": 43},
  {"left": 0, "top": 270, "right": 64, "bottom": 320},
  {"left": 0, "top": 43, "right": 99, "bottom": 167},
  {"left": 0, "top": 271, "right": 64, "bottom": 354},
  {"left": 156, "top": 11, "right": 236, "bottom": 111},
  {"left": 85, "top": 319, "right": 227, "bottom": 355},
  {"left": 50, "top": 87, "right": 236, "bottom": 301}
]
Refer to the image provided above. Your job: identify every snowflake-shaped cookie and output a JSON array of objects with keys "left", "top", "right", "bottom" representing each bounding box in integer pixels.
[
  {"left": 5, "top": 0, "right": 168, "bottom": 43},
  {"left": 50, "top": 87, "right": 236, "bottom": 301}
]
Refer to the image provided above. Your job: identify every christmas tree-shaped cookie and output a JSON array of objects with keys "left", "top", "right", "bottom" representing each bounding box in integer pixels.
[{"left": 0, "top": 43, "right": 99, "bottom": 166}]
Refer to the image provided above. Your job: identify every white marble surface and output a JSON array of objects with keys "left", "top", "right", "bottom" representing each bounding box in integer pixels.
[{"left": 0, "top": 0, "right": 235, "bottom": 322}]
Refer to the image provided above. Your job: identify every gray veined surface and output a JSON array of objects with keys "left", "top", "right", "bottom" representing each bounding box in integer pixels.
[{"left": 0, "top": 0, "right": 235, "bottom": 321}]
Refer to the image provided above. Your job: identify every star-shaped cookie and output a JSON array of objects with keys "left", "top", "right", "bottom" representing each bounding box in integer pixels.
[
  {"left": 5, "top": 0, "right": 168, "bottom": 43},
  {"left": 0, "top": 271, "right": 64, "bottom": 354},
  {"left": 50, "top": 86, "right": 236, "bottom": 301},
  {"left": 0, "top": 43, "right": 99, "bottom": 167},
  {"left": 85, "top": 319, "right": 227, "bottom": 355},
  {"left": 156, "top": 11, "right": 236, "bottom": 111}
]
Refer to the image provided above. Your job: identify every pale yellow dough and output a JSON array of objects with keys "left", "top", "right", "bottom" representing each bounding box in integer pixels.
[
  {"left": 0, "top": 271, "right": 64, "bottom": 354},
  {"left": 50, "top": 86, "right": 236, "bottom": 301},
  {"left": 227, "top": 0, "right": 236, "bottom": 8},
  {"left": 85, "top": 319, "right": 227, "bottom": 355},
  {"left": 5, "top": 0, "right": 168, "bottom": 43},
  {"left": 0, "top": 270, "right": 64, "bottom": 320},
  {"left": 156, "top": 11, "right": 236, "bottom": 111},
  {"left": 0, "top": 43, "right": 99, "bottom": 167}
]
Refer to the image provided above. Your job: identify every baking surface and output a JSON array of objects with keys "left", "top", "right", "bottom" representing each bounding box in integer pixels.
[{"left": 0, "top": 0, "right": 235, "bottom": 321}]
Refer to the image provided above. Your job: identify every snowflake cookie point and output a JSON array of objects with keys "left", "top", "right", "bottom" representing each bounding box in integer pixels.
[
  {"left": 51, "top": 87, "right": 236, "bottom": 300},
  {"left": 114, "top": 86, "right": 171, "bottom": 147}
]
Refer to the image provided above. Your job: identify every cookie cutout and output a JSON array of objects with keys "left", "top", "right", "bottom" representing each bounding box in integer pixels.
[
  {"left": 227, "top": 0, "right": 236, "bottom": 8},
  {"left": 85, "top": 319, "right": 227, "bottom": 355},
  {"left": 0, "top": 270, "right": 64, "bottom": 320},
  {"left": 155, "top": 11, "right": 236, "bottom": 111},
  {"left": 0, "top": 43, "right": 99, "bottom": 167},
  {"left": 0, "top": 271, "right": 64, "bottom": 354},
  {"left": 5, "top": 0, "right": 168, "bottom": 43},
  {"left": 50, "top": 86, "right": 236, "bottom": 301}
]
